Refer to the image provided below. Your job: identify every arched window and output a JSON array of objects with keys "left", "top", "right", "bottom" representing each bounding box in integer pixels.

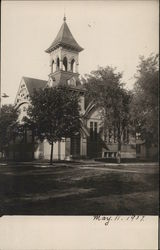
[
  {"left": 56, "top": 57, "right": 60, "bottom": 71},
  {"left": 63, "top": 57, "right": 68, "bottom": 71},
  {"left": 51, "top": 60, "right": 56, "bottom": 73},
  {"left": 71, "top": 59, "right": 75, "bottom": 72}
]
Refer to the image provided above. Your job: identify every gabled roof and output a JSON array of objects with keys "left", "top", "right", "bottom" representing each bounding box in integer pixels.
[
  {"left": 23, "top": 77, "right": 47, "bottom": 95},
  {"left": 45, "top": 20, "right": 83, "bottom": 53},
  {"left": 84, "top": 101, "right": 96, "bottom": 118}
]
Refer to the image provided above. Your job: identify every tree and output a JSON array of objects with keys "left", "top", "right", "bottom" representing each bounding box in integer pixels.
[
  {"left": 83, "top": 66, "right": 132, "bottom": 158},
  {"left": 0, "top": 104, "right": 19, "bottom": 159},
  {"left": 131, "top": 53, "right": 159, "bottom": 156},
  {"left": 25, "top": 85, "right": 81, "bottom": 164}
]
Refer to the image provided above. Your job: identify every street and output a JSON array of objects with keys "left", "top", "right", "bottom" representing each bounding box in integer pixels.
[{"left": 0, "top": 162, "right": 159, "bottom": 215}]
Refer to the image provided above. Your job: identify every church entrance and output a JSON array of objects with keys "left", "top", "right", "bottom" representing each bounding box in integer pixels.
[{"left": 70, "top": 135, "right": 80, "bottom": 158}]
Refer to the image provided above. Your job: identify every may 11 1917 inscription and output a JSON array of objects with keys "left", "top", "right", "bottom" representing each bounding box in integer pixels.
[{"left": 93, "top": 215, "right": 146, "bottom": 226}]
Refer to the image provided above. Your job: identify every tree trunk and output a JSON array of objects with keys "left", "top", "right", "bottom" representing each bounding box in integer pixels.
[
  {"left": 118, "top": 140, "right": 121, "bottom": 151},
  {"left": 146, "top": 144, "right": 150, "bottom": 159},
  {"left": 117, "top": 125, "right": 121, "bottom": 150},
  {"left": 145, "top": 138, "right": 151, "bottom": 159},
  {"left": 32, "top": 128, "right": 35, "bottom": 160},
  {"left": 50, "top": 141, "right": 54, "bottom": 165},
  {"left": 117, "top": 141, "right": 121, "bottom": 164},
  {"left": 13, "top": 134, "right": 15, "bottom": 161},
  {"left": 58, "top": 140, "right": 61, "bottom": 161},
  {"left": 117, "top": 126, "right": 121, "bottom": 164}
]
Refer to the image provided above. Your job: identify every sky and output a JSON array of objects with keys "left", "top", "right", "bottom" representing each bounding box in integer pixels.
[{"left": 1, "top": 0, "right": 159, "bottom": 105}]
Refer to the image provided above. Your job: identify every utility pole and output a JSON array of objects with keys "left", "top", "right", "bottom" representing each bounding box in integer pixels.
[{"left": 0, "top": 78, "right": 1, "bottom": 112}]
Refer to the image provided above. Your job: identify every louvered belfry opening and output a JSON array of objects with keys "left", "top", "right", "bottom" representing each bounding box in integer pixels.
[{"left": 63, "top": 57, "right": 68, "bottom": 71}]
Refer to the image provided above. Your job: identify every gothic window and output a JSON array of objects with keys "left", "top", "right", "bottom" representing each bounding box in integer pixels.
[
  {"left": 63, "top": 57, "right": 68, "bottom": 71},
  {"left": 68, "top": 77, "right": 76, "bottom": 86},
  {"left": 90, "top": 122, "right": 98, "bottom": 141},
  {"left": 90, "top": 122, "right": 93, "bottom": 140},
  {"left": 56, "top": 57, "right": 60, "bottom": 70},
  {"left": 71, "top": 59, "right": 75, "bottom": 72},
  {"left": 94, "top": 122, "right": 97, "bottom": 140},
  {"left": 108, "top": 129, "right": 112, "bottom": 143}
]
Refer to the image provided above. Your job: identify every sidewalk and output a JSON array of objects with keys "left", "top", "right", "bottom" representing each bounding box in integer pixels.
[{"left": 0, "top": 159, "right": 158, "bottom": 168}]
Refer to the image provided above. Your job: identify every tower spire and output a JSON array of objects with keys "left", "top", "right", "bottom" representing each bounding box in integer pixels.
[{"left": 45, "top": 15, "right": 83, "bottom": 53}]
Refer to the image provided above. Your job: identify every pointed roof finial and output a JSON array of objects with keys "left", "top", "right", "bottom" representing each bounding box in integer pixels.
[
  {"left": 45, "top": 13, "right": 84, "bottom": 53},
  {"left": 63, "top": 13, "right": 66, "bottom": 22}
]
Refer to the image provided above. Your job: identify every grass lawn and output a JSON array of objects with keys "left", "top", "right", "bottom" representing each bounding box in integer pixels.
[{"left": 0, "top": 163, "right": 159, "bottom": 215}]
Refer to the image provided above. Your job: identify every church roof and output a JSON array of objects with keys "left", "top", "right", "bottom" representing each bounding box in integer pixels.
[
  {"left": 49, "top": 71, "right": 85, "bottom": 92},
  {"left": 23, "top": 77, "right": 47, "bottom": 95},
  {"left": 45, "top": 20, "right": 83, "bottom": 53}
]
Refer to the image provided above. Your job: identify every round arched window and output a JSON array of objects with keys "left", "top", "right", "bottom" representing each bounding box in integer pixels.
[
  {"left": 71, "top": 59, "right": 75, "bottom": 72},
  {"left": 56, "top": 57, "right": 60, "bottom": 70},
  {"left": 63, "top": 57, "right": 68, "bottom": 71}
]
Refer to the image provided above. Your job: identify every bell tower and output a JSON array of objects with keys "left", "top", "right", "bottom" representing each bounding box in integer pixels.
[{"left": 45, "top": 16, "right": 83, "bottom": 88}]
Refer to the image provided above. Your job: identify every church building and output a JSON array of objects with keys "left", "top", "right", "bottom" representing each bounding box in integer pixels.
[{"left": 13, "top": 17, "right": 137, "bottom": 161}]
